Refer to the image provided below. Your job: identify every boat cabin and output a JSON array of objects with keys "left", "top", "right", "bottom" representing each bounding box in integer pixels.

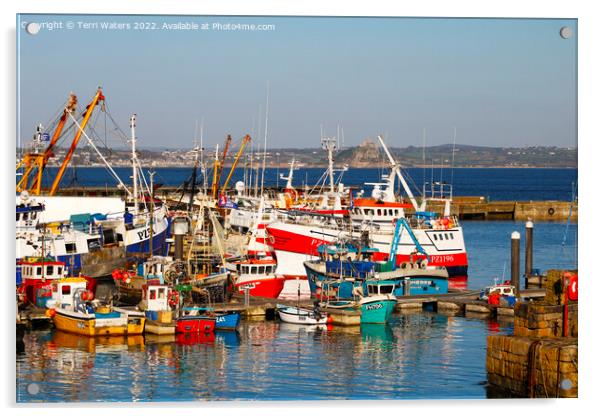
[
  {"left": 350, "top": 198, "right": 411, "bottom": 228},
  {"left": 20, "top": 257, "right": 65, "bottom": 282},
  {"left": 49, "top": 278, "right": 89, "bottom": 309},
  {"left": 143, "top": 284, "right": 170, "bottom": 312},
  {"left": 236, "top": 260, "right": 277, "bottom": 276},
  {"left": 138, "top": 258, "right": 168, "bottom": 282},
  {"left": 366, "top": 281, "right": 396, "bottom": 296}
]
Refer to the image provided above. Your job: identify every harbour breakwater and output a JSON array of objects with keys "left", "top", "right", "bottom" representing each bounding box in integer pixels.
[{"left": 50, "top": 187, "right": 578, "bottom": 223}]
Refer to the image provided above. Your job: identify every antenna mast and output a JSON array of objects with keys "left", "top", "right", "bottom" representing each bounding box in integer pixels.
[
  {"left": 321, "top": 137, "right": 338, "bottom": 193},
  {"left": 130, "top": 115, "right": 139, "bottom": 216},
  {"left": 260, "top": 82, "right": 269, "bottom": 195}
]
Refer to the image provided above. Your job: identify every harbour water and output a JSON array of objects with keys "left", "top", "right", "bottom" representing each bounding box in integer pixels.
[
  {"left": 18, "top": 313, "right": 513, "bottom": 402},
  {"left": 16, "top": 220, "right": 576, "bottom": 403},
  {"left": 37, "top": 167, "right": 578, "bottom": 202}
]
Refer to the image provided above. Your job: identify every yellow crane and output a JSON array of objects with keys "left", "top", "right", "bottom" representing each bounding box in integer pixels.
[
  {"left": 49, "top": 88, "right": 105, "bottom": 195},
  {"left": 211, "top": 134, "right": 232, "bottom": 199},
  {"left": 16, "top": 93, "right": 78, "bottom": 195},
  {"left": 221, "top": 135, "right": 251, "bottom": 194}
]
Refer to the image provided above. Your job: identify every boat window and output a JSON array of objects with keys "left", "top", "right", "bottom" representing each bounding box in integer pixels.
[
  {"left": 367, "top": 209, "right": 374, "bottom": 216},
  {"left": 381, "top": 285, "right": 394, "bottom": 294},
  {"left": 433, "top": 234, "right": 438, "bottom": 241},
  {"left": 450, "top": 233, "right": 454, "bottom": 240},
  {"left": 388, "top": 209, "right": 393, "bottom": 216},
  {"left": 36, "top": 267, "right": 42, "bottom": 276},
  {"left": 251, "top": 266, "right": 257, "bottom": 274},
  {"left": 368, "top": 285, "right": 376, "bottom": 295},
  {"left": 149, "top": 289, "right": 157, "bottom": 300},
  {"left": 31, "top": 212, "right": 37, "bottom": 220},
  {"left": 46, "top": 265, "right": 54, "bottom": 275},
  {"left": 16, "top": 213, "right": 19, "bottom": 221},
  {"left": 65, "top": 243, "right": 77, "bottom": 254},
  {"left": 394, "top": 209, "right": 399, "bottom": 216},
  {"left": 62, "top": 285, "right": 71, "bottom": 295},
  {"left": 23, "top": 212, "right": 28, "bottom": 221},
  {"left": 445, "top": 234, "right": 449, "bottom": 240},
  {"left": 257, "top": 266, "right": 264, "bottom": 274},
  {"left": 57, "top": 266, "right": 63, "bottom": 275}
]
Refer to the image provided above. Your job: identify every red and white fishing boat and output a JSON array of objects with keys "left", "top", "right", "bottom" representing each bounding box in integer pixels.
[
  {"left": 266, "top": 135, "right": 469, "bottom": 291},
  {"left": 232, "top": 256, "right": 285, "bottom": 298},
  {"left": 17, "top": 256, "right": 97, "bottom": 307}
]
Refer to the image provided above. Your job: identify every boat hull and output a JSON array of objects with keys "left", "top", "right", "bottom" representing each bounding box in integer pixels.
[
  {"left": 175, "top": 316, "right": 216, "bottom": 333},
  {"left": 235, "top": 276, "right": 285, "bottom": 298},
  {"left": 52, "top": 309, "right": 145, "bottom": 337},
  {"left": 277, "top": 305, "right": 328, "bottom": 325},
  {"left": 360, "top": 299, "right": 396, "bottom": 324},
  {"left": 304, "top": 260, "right": 449, "bottom": 299},
  {"left": 215, "top": 312, "right": 241, "bottom": 330}
]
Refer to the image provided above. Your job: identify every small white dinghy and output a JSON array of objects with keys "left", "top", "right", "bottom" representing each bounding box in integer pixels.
[{"left": 276, "top": 304, "right": 329, "bottom": 325}]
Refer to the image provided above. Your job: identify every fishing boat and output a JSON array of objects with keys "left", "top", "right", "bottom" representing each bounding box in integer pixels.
[
  {"left": 176, "top": 307, "right": 216, "bottom": 333},
  {"left": 276, "top": 304, "right": 329, "bottom": 325},
  {"left": 266, "top": 135, "right": 469, "bottom": 289},
  {"left": 112, "top": 256, "right": 173, "bottom": 305},
  {"left": 46, "top": 278, "right": 145, "bottom": 336},
  {"left": 140, "top": 283, "right": 176, "bottom": 335},
  {"left": 359, "top": 280, "right": 397, "bottom": 324},
  {"left": 231, "top": 256, "right": 285, "bottom": 298},
  {"left": 214, "top": 310, "right": 241, "bottom": 330},
  {"left": 305, "top": 219, "right": 449, "bottom": 300},
  {"left": 479, "top": 280, "right": 517, "bottom": 305},
  {"left": 16, "top": 96, "right": 171, "bottom": 276},
  {"left": 17, "top": 256, "right": 96, "bottom": 308}
]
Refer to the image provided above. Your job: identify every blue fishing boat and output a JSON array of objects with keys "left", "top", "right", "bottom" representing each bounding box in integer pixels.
[
  {"left": 359, "top": 280, "right": 397, "bottom": 324},
  {"left": 304, "top": 218, "right": 449, "bottom": 300},
  {"left": 215, "top": 311, "right": 241, "bottom": 330}
]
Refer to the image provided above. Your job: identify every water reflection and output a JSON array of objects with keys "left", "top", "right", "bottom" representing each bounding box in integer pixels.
[{"left": 17, "top": 312, "right": 512, "bottom": 402}]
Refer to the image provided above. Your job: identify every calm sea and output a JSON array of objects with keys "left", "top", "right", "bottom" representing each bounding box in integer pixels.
[{"left": 34, "top": 167, "right": 578, "bottom": 201}]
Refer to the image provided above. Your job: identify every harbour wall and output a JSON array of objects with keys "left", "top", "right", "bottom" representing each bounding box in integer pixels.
[
  {"left": 49, "top": 187, "right": 578, "bottom": 222},
  {"left": 486, "top": 269, "right": 578, "bottom": 398}
]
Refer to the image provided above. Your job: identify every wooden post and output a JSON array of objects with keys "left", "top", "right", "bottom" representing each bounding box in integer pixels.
[
  {"left": 525, "top": 220, "right": 533, "bottom": 289},
  {"left": 511, "top": 231, "right": 520, "bottom": 297}
]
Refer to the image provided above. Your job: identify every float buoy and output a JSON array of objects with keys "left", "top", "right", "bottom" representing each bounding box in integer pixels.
[{"left": 168, "top": 291, "right": 180, "bottom": 308}]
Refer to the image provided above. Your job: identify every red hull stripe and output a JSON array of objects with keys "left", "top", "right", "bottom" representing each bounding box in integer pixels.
[
  {"left": 235, "top": 278, "right": 285, "bottom": 298},
  {"left": 266, "top": 227, "right": 330, "bottom": 256}
]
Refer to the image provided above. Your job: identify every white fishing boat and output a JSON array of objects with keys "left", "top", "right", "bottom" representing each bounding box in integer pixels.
[{"left": 276, "top": 304, "right": 329, "bottom": 325}]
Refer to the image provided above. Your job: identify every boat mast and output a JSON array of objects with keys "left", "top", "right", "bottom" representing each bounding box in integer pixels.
[
  {"left": 376, "top": 135, "right": 419, "bottom": 211},
  {"left": 130, "top": 115, "right": 139, "bottom": 217},
  {"left": 149, "top": 170, "right": 155, "bottom": 257},
  {"left": 260, "top": 81, "right": 269, "bottom": 196},
  {"left": 321, "top": 137, "right": 338, "bottom": 193},
  {"left": 284, "top": 158, "right": 296, "bottom": 189}
]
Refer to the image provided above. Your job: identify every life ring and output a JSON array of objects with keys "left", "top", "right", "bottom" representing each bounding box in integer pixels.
[
  {"left": 168, "top": 291, "right": 179, "bottom": 308},
  {"left": 548, "top": 207, "right": 555, "bottom": 216}
]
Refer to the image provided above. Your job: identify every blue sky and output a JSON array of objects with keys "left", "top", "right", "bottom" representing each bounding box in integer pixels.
[{"left": 17, "top": 15, "right": 577, "bottom": 149}]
